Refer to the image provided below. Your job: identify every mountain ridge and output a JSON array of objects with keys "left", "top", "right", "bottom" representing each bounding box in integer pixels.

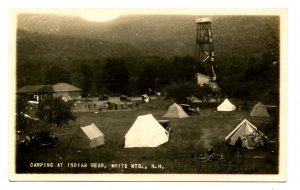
[{"left": 17, "top": 14, "right": 279, "bottom": 60}]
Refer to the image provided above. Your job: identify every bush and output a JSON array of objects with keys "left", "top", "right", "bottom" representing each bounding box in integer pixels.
[
  {"left": 164, "top": 82, "right": 217, "bottom": 104},
  {"left": 36, "top": 96, "right": 76, "bottom": 127},
  {"left": 164, "top": 82, "right": 198, "bottom": 103}
]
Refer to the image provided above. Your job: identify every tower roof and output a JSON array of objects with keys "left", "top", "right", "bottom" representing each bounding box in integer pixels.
[{"left": 196, "top": 17, "right": 212, "bottom": 23}]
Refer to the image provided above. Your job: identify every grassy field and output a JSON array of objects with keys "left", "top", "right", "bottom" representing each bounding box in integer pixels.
[{"left": 16, "top": 98, "right": 279, "bottom": 174}]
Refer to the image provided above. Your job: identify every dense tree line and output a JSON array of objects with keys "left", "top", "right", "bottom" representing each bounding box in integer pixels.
[
  {"left": 17, "top": 51, "right": 279, "bottom": 105},
  {"left": 17, "top": 55, "right": 205, "bottom": 96}
]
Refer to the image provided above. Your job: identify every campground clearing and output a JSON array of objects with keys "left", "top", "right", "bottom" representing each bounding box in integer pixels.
[{"left": 16, "top": 98, "right": 279, "bottom": 174}]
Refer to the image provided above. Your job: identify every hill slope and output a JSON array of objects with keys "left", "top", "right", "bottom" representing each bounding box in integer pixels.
[{"left": 17, "top": 14, "right": 279, "bottom": 60}]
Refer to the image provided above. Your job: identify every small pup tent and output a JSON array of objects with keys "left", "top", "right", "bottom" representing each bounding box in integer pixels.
[
  {"left": 217, "top": 98, "right": 236, "bottom": 111},
  {"left": 250, "top": 102, "right": 270, "bottom": 117},
  {"left": 163, "top": 103, "right": 189, "bottom": 118},
  {"left": 125, "top": 114, "right": 169, "bottom": 148},
  {"left": 225, "top": 119, "right": 266, "bottom": 149},
  {"left": 69, "top": 123, "right": 105, "bottom": 149}
]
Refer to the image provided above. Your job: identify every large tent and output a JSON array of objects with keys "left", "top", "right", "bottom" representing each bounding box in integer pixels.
[
  {"left": 225, "top": 119, "right": 265, "bottom": 149},
  {"left": 125, "top": 114, "right": 169, "bottom": 148},
  {"left": 69, "top": 123, "right": 105, "bottom": 149},
  {"left": 217, "top": 98, "right": 236, "bottom": 111},
  {"left": 163, "top": 103, "right": 189, "bottom": 118},
  {"left": 250, "top": 102, "right": 270, "bottom": 117}
]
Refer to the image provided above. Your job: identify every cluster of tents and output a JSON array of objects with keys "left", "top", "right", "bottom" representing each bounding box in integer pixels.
[
  {"left": 162, "top": 99, "right": 270, "bottom": 117},
  {"left": 216, "top": 99, "right": 270, "bottom": 148},
  {"left": 217, "top": 98, "right": 271, "bottom": 117},
  {"left": 69, "top": 100, "right": 271, "bottom": 150},
  {"left": 69, "top": 114, "right": 170, "bottom": 149}
]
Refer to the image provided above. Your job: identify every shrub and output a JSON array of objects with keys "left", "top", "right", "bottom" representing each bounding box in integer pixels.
[{"left": 36, "top": 96, "right": 76, "bottom": 127}]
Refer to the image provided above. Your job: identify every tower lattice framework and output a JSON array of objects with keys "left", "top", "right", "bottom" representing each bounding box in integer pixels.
[{"left": 195, "top": 17, "right": 216, "bottom": 80}]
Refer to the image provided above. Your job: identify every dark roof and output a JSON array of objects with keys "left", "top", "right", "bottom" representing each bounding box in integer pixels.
[
  {"left": 17, "top": 83, "right": 81, "bottom": 94},
  {"left": 17, "top": 85, "right": 44, "bottom": 93},
  {"left": 36, "top": 85, "right": 54, "bottom": 93}
]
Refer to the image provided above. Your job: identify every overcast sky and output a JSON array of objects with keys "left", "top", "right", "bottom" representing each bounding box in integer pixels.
[
  {"left": 12, "top": 8, "right": 284, "bottom": 22},
  {"left": 13, "top": 9, "right": 201, "bottom": 22}
]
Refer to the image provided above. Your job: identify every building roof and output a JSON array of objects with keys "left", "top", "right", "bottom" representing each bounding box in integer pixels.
[
  {"left": 53, "top": 83, "right": 81, "bottom": 92},
  {"left": 196, "top": 73, "right": 210, "bottom": 79},
  {"left": 17, "top": 85, "right": 45, "bottom": 93},
  {"left": 17, "top": 83, "right": 81, "bottom": 94},
  {"left": 196, "top": 17, "right": 212, "bottom": 23},
  {"left": 36, "top": 85, "right": 54, "bottom": 93}
]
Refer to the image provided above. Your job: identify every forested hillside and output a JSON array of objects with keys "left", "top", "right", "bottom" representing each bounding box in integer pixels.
[
  {"left": 16, "top": 14, "right": 280, "bottom": 104},
  {"left": 17, "top": 14, "right": 279, "bottom": 59}
]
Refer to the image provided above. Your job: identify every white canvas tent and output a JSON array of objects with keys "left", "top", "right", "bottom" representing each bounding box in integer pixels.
[
  {"left": 69, "top": 123, "right": 105, "bottom": 149},
  {"left": 225, "top": 119, "right": 265, "bottom": 149},
  {"left": 217, "top": 98, "right": 236, "bottom": 111},
  {"left": 163, "top": 103, "right": 189, "bottom": 118},
  {"left": 125, "top": 114, "right": 169, "bottom": 148},
  {"left": 250, "top": 102, "right": 270, "bottom": 117}
]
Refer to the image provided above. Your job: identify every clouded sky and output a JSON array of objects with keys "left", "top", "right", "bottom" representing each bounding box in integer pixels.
[
  {"left": 13, "top": 9, "right": 206, "bottom": 22},
  {"left": 12, "top": 8, "right": 282, "bottom": 22}
]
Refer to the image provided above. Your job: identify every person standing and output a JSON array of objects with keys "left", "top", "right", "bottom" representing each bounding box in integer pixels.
[{"left": 235, "top": 137, "right": 243, "bottom": 153}]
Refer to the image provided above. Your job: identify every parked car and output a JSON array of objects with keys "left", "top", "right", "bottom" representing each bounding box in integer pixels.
[
  {"left": 18, "top": 129, "right": 58, "bottom": 150},
  {"left": 99, "top": 95, "right": 109, "bottom": 101},
  {"left": 120, "top": 95, "right": 131, "bottom": 101},
  {"left": 179, "top": 104, "right": 193, "bottom": 115}
]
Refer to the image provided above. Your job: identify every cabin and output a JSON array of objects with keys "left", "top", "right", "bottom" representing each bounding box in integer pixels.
[
  {"left": 17, "top": 83, "right": 82, "bottom": 101},
  {"left": 195, "top": 73, "right": 219, "bottom": 91}
]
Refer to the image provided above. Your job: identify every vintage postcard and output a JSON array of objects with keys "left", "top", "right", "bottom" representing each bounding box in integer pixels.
[{"left": 8, "top": 8, "right": 287, "bottom": 181}]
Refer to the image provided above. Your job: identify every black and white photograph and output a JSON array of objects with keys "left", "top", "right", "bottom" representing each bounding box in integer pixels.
[{"left": 8, "top": 8, "right": 287, "bottom": 181}]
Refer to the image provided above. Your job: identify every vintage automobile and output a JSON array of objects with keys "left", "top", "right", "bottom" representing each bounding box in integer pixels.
[
  {"left": 99, "top": 94, "right": 109, "bottom": 101},
  {"left": 120, "top": 95, "right": 131, "bottom": 101},
  {"left": 18, "top": 129, "right": 58, "bottom": 150},
  {"left": 179, "top": 104, "right": 194, "bottom": 115}
]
